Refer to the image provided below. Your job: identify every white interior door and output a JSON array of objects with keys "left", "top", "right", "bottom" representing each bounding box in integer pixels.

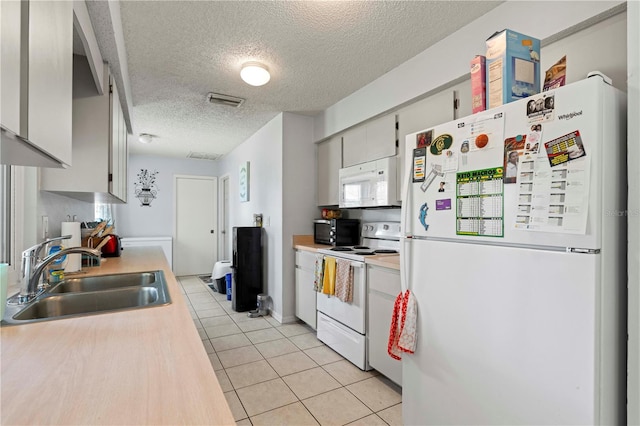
[
  {"left": 174, "top": 175, "right": 217, "bottom": 276},
  {"left": 219, "top": 175, "right": 230, "bottom": 261}
]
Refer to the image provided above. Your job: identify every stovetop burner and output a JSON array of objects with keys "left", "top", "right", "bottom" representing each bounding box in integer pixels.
[
  {"left": 374, "top": 249, "right": 398, "bottom": 254},
  {"left": 330, "top": 247, "right": 353, "bottom": 251},
  {"left": 354, "top": 251, "right": 375, "bottom": 255}
]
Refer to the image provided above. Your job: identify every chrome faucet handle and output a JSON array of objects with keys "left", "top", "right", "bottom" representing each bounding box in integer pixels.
[
  {"left": 25, "top": 235, "right": 73, "bottom": 260},
  {"left": 21, "top": 235, "right": 73, "bottom": 285}
]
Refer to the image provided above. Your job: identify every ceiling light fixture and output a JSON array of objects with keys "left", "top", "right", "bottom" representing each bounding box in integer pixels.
[
  {"left": 138, "top": 133, "right": 153, "bottom": 144},
  {"left": 240, "top": 62, "right": 271, "bottom": 86}
]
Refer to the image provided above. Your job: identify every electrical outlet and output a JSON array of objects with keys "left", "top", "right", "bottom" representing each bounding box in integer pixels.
[{"left": 42, "top": 216, "right": 48, "bottom": 239}]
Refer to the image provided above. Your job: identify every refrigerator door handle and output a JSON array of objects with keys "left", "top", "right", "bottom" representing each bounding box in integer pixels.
[
  {"left": 401, "top": 147, "right": 412, "bottom": 238},
  {"left": 400, "top": 237, "right": 411, "bottom": 292}
]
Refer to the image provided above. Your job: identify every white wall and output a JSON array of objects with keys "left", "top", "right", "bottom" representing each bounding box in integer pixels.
[
  {"left": 627, "top": 1, "right": 640, "bottom": 423},
  {"left": 217, "top": 114, "right": 285, "bottom": 320},
  {"left": 313, "top": 1, "right": 626, "bottom": 141},
  {"left": 217, "top": 112, "right": 316, "bottom": 323},
  {"left": 282, "top": 112, "right": 316, "bottom": 322},
  {"left": 114, "top": 154, "right": 218, "bottom": 237},
  {"left": 38, "top": 189, "right": 94, "bottom": 238}
]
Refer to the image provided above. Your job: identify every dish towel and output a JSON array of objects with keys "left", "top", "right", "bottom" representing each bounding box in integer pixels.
[
  {"left": 322, "top": 256, "right": 336, "bottom": 295},
  {"left": 334, "top": 258, "right": 354, "bottom": 303},
  {"left": 388, "top": 290, "right": 418, "bottom": 360},
  {"left": 313, "top": 254, "right": 325, "bottom": 292}
]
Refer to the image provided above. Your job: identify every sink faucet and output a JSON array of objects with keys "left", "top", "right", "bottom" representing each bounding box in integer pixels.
[
  {"left": 18, "top": 246, "right": 101, "bottom": 304},
  {"left": 21, "top": 235, "right": 72, "bottom": 280}
]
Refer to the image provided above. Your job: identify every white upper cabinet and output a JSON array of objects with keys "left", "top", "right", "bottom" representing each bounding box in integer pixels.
[
  {"left": 110, "top": 80, "right": 128, "bottom": 202},
  {"left": 342, "top": 113, "right": 396, "bottom": 167},
  {"left": 396, "top": 89, "right": 455, "bottom": 201},
  {"left": 0, "top": 0, "right": 22, "bottom": 136},
  {"left": 0, "top": 0, "right": 73, "bottom": 167},
  {"left": 41, "top": 61, "right": 128, "bottom": 203},
  {"left": 317, "top": 135, "right": 342, "bottom": 206}
]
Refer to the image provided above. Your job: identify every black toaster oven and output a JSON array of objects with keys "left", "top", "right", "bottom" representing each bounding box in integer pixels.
[{"left": 313, "top": 219, "right": 360, "bottom": 246}]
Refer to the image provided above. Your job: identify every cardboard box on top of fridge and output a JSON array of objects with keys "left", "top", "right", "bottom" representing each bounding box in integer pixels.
[
  {"left": 470, "top": 55, "right": 486, "bottom": 113},
  {"left": 486, "top": 29, "right": 540, "bottom": 109}
]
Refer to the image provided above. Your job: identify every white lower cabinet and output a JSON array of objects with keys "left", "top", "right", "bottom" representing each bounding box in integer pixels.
[
  {"left": 367, "top": 264, "right": 402, "bottom": 386},
  {"left": 295, "top": 250, "right": 317, "bottom": 329}
]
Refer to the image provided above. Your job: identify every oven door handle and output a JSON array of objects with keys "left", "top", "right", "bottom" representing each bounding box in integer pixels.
[{"left": 322, "top": 256, "right": 364, "bottom": 268}]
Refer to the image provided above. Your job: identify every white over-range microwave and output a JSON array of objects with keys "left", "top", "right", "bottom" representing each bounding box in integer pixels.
[{"left": 338, "top": 157, "right": 401, "bottom": 208}]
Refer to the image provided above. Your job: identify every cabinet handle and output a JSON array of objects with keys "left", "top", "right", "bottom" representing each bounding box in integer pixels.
[{"left": 210, "top": 230, "right": 214, "bottom": 234}]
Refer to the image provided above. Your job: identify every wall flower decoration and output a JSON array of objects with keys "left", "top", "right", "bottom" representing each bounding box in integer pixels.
[
  {"left": 135, "top": 169, "right": 159, "bottom": 206},
  {"left": 239, "top": 161, "right": 250, "bottom": 202}
]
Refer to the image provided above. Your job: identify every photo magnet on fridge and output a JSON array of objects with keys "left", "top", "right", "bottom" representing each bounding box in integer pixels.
[
  {"left": 504, "top": 135, "right": 526, "bottom": 184},
  {"left": 544, "top": 130, "right": 586, "bottom": 167},
  {"left": 417, "top": 130, "right": 433, "bottom": 148}
]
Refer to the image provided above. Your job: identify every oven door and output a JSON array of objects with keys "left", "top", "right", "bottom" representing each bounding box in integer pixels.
[{"left": 316, "top": 259, "right": 366, "bottom": 334}]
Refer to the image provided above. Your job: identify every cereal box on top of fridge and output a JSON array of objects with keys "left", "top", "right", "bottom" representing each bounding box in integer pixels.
[
  {"left": 486, "top": 29, "right": 540, "bottom": 109},
  {"left": 470, "top": 55, "right": 486, "bottom": 113}
]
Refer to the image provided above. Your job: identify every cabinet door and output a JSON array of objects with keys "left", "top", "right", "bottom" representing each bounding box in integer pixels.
[
  {"left": 343, "top": 113, "right": 396, "bottom": 167},
  {"left": 295, "top": 250, "right": 317, "bottom": 329},
  {"left": 119, "top": 105, "right": 128, "bottom": 202},
  {"left": 342, "top": 125, "right": 367, "bottom": 167},
  {"left": 367, "top": 265, "right": 402, "bottom": 385},
  {"left": 365, "top": 113, "right": 397, "bottom": 161},
  {"left": 109, "top": 77, "right": 121, "bottom": 200},
  {"left": 397, "top": 90, "right": 455, "bottom": 201},
  {"left": 0, "top": 0, "right": 22, "bottom": 135},
  {"left": 28, "top": 0, "right": 73, "bottom": 165},
  {"left": 452, "top": 78, "right": 472, "bottom": 119},
  {"left": 295, "top": 266, "right": 317, "bottom": 329},
  {"left": 109, "top": 77, "right": 128, "bottom": 202},
  {"left": 317, "top": 136, "right": 342, "bottom": 206}
]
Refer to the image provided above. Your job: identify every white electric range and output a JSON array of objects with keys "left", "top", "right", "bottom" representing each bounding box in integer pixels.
[{"left": 315, "top": 222, "right": 400, "bottom": 370}]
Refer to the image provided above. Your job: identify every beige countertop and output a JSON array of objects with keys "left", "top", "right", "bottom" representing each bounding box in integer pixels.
[
  {"left": 0, "top": 247, "right": 235, "bottom": 425},
  {"left": 293, "top": 235, "right": 400, "bottom": 270}
]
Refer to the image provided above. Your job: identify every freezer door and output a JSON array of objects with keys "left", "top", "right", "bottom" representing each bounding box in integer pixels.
[
  {"left": 402, "top": 239, "right": 623, "bottom": 425},
  {"left": 403, "top": 77, "right": 626, "bottom": 251}
]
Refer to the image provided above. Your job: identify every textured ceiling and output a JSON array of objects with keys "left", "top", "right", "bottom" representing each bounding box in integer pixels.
[{"left": 91, "top": 1, "right": 502, "bottom": 159}]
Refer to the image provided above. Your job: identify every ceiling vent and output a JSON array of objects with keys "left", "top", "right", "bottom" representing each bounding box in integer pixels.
[
  {"left": 206, "top": 92, "right": 245, "bottom": 107},
  {"left": 187, "top": 152, "right": 221, "bottom": 161}
]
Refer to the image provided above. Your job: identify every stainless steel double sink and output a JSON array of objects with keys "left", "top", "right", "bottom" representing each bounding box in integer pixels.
[{"left": 2, "top": 271, "right": 171, "bottom": 325}]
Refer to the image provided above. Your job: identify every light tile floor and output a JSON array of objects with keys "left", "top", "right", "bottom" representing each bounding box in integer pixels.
[{"left": 178, "top": 275, "right": 403, "bottom": 425}]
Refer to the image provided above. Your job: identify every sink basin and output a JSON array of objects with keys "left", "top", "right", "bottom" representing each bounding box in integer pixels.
[
  {"left": 48, "top": 271, "right": 157, "bottom": 294},
  {"left": 13, "top": 287, "right": 163, "bottom": 320},
  {"left": 2, "top": 270, "right": 171, "bottom": 325}
]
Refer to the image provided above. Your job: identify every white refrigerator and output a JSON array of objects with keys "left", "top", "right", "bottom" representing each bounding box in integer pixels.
[{"left": 401, "top": 76, "right": 627, "bottom": 425}]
